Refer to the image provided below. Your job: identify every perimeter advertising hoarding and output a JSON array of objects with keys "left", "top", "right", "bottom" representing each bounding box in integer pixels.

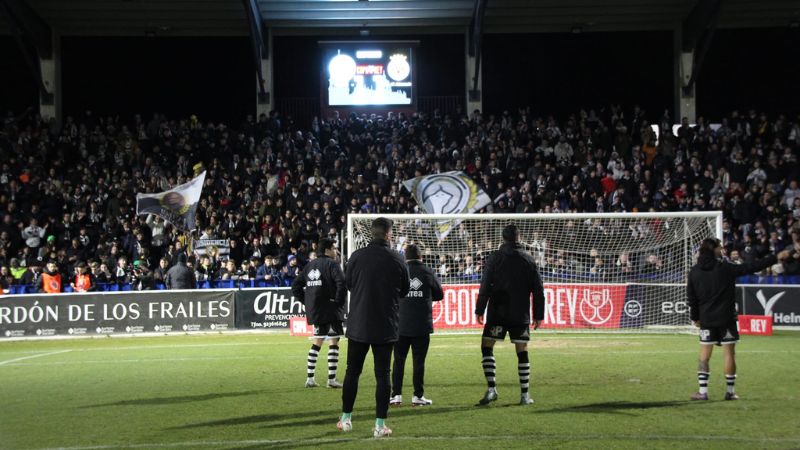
[{"left": 0, "top": 290, "right": 233, "bottom": 338}]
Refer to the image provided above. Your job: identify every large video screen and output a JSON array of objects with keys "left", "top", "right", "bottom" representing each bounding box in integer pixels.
[{"left": 322, "top": 43, "right": 414, "bottom": 106}]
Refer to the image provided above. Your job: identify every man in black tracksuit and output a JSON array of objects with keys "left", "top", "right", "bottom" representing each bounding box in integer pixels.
[
  {"left": 338, "top": 217, "right": 410, "bottom": 438},
  {"left": 389, "top": 244, "right": 444, "bottom": 407},
  {"left": 687, "top": 238, "right": 789, "bottom": 401},
  {"left": 292, "top": 238, "right": 346, "bottom": 389},
  {"left": 474, "top": 224, "right": 545, "bottom": 406}
]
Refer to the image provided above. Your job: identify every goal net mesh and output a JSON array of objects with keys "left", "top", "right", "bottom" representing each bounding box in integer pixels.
[{"left": 348, "top": 213, "right": 721, "bottom": 332}]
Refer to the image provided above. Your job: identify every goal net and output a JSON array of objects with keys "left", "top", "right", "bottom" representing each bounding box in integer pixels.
[{"left": 347, "top": 212, "right": 722, "bottom": 332}]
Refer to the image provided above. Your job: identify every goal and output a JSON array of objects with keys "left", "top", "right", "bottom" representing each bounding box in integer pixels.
[{"left": 347, "top": 212, "right": 723, "bottom": 332}]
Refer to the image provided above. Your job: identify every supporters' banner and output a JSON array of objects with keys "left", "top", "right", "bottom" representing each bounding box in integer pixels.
[
  {"left": 402, "top": 172, "right": 491, "bottom": 240},
  {"left": 193, "top": 239, "right": 230, "bottom": 260},
  {"left": 235, "top": 288, "right": 306, "bottom": 329},
  {"left": 739, "top": 285, "right": 800, "bottom": 328},
  {"left": 433, "top": 284, "right": 628, "bottom": 330},
  {"left": 0, "top": 290, "right": 233, "bottom": 338},
  {"left": 738, "top": 315, "right": 773, "bottom": 335},
  {"left": 136, "top": 171, "right": 206, "bottom": 231}
]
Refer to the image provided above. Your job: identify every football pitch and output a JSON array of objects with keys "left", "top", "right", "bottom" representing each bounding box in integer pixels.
[{"left": 1, "top": 332, "right": 799, "bottom": 450}]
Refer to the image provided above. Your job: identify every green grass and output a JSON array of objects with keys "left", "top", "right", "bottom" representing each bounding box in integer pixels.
[{"left": 1, "top": 332, "right": 799, "bottom": 450}]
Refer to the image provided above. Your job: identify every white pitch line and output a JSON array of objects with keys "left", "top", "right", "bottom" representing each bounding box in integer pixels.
[
  {"left": 34, "top": 433, "right": 800, "bottom": 450},
  {"left": 0, "top": 349, "right": 71, "bottom": 366},
  {"left": 6, "top": 349, "right": 798, "bottom": 367}
]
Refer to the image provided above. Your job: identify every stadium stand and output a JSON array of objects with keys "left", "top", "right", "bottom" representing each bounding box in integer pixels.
[{"left": 1, "top": 106, "right": 799, "bottom": 293}]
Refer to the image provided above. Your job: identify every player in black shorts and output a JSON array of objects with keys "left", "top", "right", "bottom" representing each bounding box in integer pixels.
[
  {"left": 292, "top": 238, "right": 347, "bottom": 388},
  {"left": 687, "top": 238, "right": 790, "bottom": 401},
  {"left": 474, "top": 224, "right": 545, "bottom": 406}
]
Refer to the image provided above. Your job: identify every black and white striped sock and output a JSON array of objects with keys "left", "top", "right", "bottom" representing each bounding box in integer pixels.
[
  {"left": 725, "top": 374, "right": 736, "bottom": 394},
  {"left": 328, "top": 344, "right": 339, "bottom": 380},
  {"left": 517, "top": 351, "right": 530, "bottom": 394},
  {"left": 307, "top": 344, "right": 320, "bottom": 379},
  {"left": 481, "top": 347, "right": 496, "bottom": 388},
  {"left": 698, "top": 371, "right": 709, "bottom": 395}
]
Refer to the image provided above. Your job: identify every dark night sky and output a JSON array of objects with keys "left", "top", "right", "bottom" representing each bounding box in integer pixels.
[{"left": 1, "top": 28, "right": 797, "bottom": 124}]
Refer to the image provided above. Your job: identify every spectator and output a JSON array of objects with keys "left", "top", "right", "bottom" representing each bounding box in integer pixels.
[
  {"left": 165, "top": 253, "right": 196, "bottom": 289},
  {"left": 0, "top": 266, "right": 13, "bottom": 291},
  {"left": 282, "top": 254, "right": 300, "bottom": 283},
  {"left": 783, "top": 180, "right": 800, "bottom": 209},
  {"left": 0, "top": 105, "right": 796, "bottom": 291},
  {"left": 153, "top": 257, "right": 171, "bottom": 284},
  {"left": 22, "top": 219, "right": 47, "bottom": 250},
  {"left": 217, "top": 259, "right": 237, "bottom": 280},
  {"left": 8, "top": 258, "right": 25, "bottom": 283},
  {"left": 132, "top": 261, "right": 155, "bottom": 291}
]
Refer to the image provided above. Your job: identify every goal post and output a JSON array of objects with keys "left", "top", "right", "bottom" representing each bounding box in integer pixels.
[{"left": 347, "top": 212, "right": 723, "bottom": 332}]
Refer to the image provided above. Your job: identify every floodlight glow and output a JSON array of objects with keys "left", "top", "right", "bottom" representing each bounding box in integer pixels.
[{"left": 328, "top": 54, "right": 357, "bottom": 88}]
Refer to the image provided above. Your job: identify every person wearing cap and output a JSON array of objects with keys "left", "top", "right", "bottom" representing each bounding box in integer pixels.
[
  {"left": 71, "top": 261, "right": 95, "bottom": 292},
  {"left": 37, "top": 260, "right": 62, "bottom": 294},
  {"left": 165, "top": 253, "right": 196, "bottom": 290},
  {"left": 338, "top": 217, "right": 410, "bottom": 438}
]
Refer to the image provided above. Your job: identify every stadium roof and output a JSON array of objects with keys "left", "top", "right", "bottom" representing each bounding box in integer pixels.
[{"left": 2, "top": 0, "right": 798, "bottom": 36}]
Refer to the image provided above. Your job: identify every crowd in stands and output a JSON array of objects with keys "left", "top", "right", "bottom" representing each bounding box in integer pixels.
[{"left": 1, "top": 104, "right": 799, "bottom": 293}]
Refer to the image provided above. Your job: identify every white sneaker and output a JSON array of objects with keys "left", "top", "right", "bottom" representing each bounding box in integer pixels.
[
  {"left": 305, "top": 378, "right": 318, "bottom": 388},
  {"left": 373, "top": 425, "right": 393, "bottom": 438},
  {"left": 389, "top": 395, "right": 402, "bottom": 406},
  {"left": 327, "top": 379, "right": 343, "bottom": 389},
  {"left": 412, "top": 395, "right": 432, "bottom": 406},
  {"left": 337, "top": 418, "right": 352, "bottom": 432}
]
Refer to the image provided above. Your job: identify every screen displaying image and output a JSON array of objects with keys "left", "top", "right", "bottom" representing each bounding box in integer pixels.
[{"left": 323, "top": 45, "right": 414, "bottom": 106}]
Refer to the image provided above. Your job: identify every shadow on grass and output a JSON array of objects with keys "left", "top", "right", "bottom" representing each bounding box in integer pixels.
[
  {"left": 536, "top": 400, "right": 691, "bottom": 416},
  {"left": 171, "top": 404, "right": 476, "bottom": 433},
  {"left": 82, "top": 390, "right": 264, "bottom": 408}
]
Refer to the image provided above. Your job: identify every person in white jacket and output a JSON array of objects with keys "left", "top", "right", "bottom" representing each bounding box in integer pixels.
[
  {"left": 21, "top": 219, "right": 47, "bottom": 249},
  {"left": 146, "top": 214, "right": 166, "bottom": 247}
]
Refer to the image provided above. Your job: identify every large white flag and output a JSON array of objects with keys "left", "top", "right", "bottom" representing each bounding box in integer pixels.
[
  {"left": 136, "top": 171, "right": 206, "bottom": 231},
  {"left": 402, "top": 171, "right": 491, "bottom": 240}
]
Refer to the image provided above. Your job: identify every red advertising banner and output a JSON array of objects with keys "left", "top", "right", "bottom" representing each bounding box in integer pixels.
[
  {"left": 737, "top": 315, "right": 773, "bottom": 336},
  {"left": 432, "top": 284, "right": 628, "bottom": 330}
]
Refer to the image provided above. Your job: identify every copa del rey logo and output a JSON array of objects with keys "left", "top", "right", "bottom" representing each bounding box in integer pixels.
[
  {"left": 431, "top": 284, "right": 625, "bottom": 329},
  {"left": 546, "top": 287, "right": 617, "bottom": 326}
]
